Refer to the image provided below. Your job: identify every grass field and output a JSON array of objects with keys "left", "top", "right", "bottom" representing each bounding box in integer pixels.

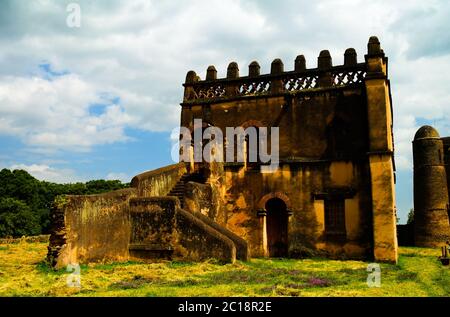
[{"left": 0, "top": 241, "right": 449, "bottom": 296}]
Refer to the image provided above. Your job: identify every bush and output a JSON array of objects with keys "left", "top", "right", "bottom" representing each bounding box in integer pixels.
[{"left": 0, "top": 198, "right": 41, "bottom": 237}]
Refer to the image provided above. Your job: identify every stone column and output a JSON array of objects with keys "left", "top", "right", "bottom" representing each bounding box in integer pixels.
[
  {"left": 364, "top": 36, "right": 398, "bottom": 263},
  {"left": 225, "top": 62, "right": 239, "bottom": 97},
  {"left": 183, "top": 70, "right": 198, "bottom": 102},
  {"left": 257, "top": 209, "right": 269, "bottom": 257},
  {"left": 317, "top": 50, "right": 333, "bottom": 87},
  {"left": 270, "top": 58, "right": 284, "bottom": 94}
]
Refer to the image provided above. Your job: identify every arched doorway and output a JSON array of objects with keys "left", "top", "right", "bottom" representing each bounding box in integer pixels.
[{"left": 265, "top": 198, "right": 288, "bottom": 257}]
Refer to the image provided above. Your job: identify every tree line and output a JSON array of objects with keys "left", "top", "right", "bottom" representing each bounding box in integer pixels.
[{"left": 0, "top": 168, "right": 129, "bottom": 238}]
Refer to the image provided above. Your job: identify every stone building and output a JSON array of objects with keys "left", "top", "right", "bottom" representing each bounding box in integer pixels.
[
  {"left": 47, "top": 36, "right": 398, "bottom": 268},
  {"left": 412, "top": 126, "right": 450, "bottom": 247}
]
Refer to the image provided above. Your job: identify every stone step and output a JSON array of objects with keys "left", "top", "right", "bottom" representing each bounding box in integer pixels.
[{"left": 165, "top": 172, "right": 203, "bottom": 209}]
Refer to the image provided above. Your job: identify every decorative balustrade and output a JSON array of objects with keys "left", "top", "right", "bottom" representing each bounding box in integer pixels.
[
  {"left": 182, "top": 38, "right": 389, "bottom": 103},
  {"left": 193, "top": 83, "right": 226, "bottom": 99},
  {"left": 332, "top": 69, "right": 366, "bottom": 86},
  {"left": 283, "top": 73, "right": 319, "bottom": 91},
  {"left": 239, "top": 79, "right": 271, "bottom": 95},
  {"left": 184, "top": 64, "right": 367, "bottom": 102}
]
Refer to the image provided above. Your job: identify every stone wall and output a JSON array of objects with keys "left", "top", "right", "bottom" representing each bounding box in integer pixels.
[
  {"left": 129, "top": 197, "right": 236, "bottom": 263},
  {"left": 184, "top": 178, "right": 249, "bottom": 260},
  {"left": 189, "top": 209, "right": 249, "bottom": 261},
  {"left": 176, "top": 207, "right": 236, "bottom": 263},
  {"left": 209, "top": 161, "right": 373, "bottom": 260},
  {"left": 184, "top": 87, "right": 375, "bottom": 259},
  {"left": 47, "top": 188, "right": 137, "bottom": 268},
  {"left": 184, "top": 181, "right": 217, "bottom": 219},
  {"left": 129, "top": 197, "right": 178, "bottom": 260},
  {"left": 131, "top": 163, "right": 187, "bottom": 197},
  {"left": 47, "top": 163, "right": 242, "bottom": 268}
]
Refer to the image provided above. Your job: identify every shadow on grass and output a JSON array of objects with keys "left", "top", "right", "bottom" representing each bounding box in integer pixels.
[
  {"left": 166, "top": 261, "right": 197, "bottom": 269},
  {"left": 36, "top": 260, "right": 149, "bottom": 275},
  {"left": 91, "top": 261, "right": 145, "bottom": 270},
  {"left": 109, "top": 275, "right": 160, "bottom": 290},
  {"left": 396, "top": 271, "right": 419, "bottom": 281}
]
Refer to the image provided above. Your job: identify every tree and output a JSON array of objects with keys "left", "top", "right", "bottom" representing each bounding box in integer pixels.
[
  {"left": 0, "top": 168, "right": 129, "bottom": 237},
  {"left": 407, "top": 209, "right": 414, "bottom": 225},
  {"left": 0, "top": 198, "right": 41, "bottom": 237}
]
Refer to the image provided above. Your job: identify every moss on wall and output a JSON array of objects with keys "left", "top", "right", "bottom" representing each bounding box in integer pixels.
[{"left": 131, "top": 163, "right": 187, "bottom": 197}]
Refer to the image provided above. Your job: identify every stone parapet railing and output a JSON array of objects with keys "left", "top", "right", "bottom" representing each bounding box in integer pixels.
[
  {"left": 183, "top": 50, "right": 371, "bottom": 104},
  {"left": 182, "top": 36, "right": 387, "bottom": 105}
]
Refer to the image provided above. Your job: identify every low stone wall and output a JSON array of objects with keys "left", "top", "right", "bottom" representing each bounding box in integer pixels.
[
  {"left": 129, "top": 197, "right": 178, "bottom": 260},
  {"left": 131, "top": 163, "right": 188, "bottom": 197},
  {"left": 176, "top": 208, "right": 236, "bottom": 263},
  {"left": 47, "top": 188, "right": 137, "bottom": 268},
  {"left": 129, "top": 196, "right": 236, "bottom": 263},
  {"left": 187, "top": 208, "right": 249, "bottom": 261}
]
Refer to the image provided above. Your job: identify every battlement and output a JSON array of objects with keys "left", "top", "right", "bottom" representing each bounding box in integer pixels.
[{"left": 182, "top": 36, "right": 386, "bottom": 104}]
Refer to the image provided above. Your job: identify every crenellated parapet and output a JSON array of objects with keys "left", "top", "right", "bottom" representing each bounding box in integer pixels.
[{"left": 182, "top": 37, "right": 386, "bottom": 104}]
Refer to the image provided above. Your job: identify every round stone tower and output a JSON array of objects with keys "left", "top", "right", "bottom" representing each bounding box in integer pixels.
[{"left": 413, "top": 125, "right": 450, "bottom": 247}]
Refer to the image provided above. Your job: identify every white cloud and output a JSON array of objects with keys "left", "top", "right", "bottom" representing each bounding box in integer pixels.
[
  {"left": 4, "top": 162, "right": 131, "bottom": 184},
  {"left": 0, "top": 74, "right": 131, "bottom": 151},
  {"left": 390, "top": 53, "right": 450, "bottom": 171},
  {"left": 9, "top": 163, "right": 83, "bottom": 183},
  {"left": 106, "top": 172, "right": 131, "bottom": 183},
  {"left": 0, "top": 0, "right": 272, "bottom": 152},
  {"left": 1, "top": 1, "right": 449, "bottom": 163}
]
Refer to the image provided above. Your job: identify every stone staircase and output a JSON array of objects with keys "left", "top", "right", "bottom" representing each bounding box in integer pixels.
[
  {"left": 165, "top": 171, "right": 250, "bottom": 261},
  {"left": 167, "top": 172, "right": 205, "bottom": 208}
]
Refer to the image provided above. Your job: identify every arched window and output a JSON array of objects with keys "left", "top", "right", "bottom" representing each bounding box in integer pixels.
[
  {"left": 190, "top": 120, "right": 213, "bottom": 163},
  {"left": 245, "top": 126, "right": 260, "bottom": 169}
]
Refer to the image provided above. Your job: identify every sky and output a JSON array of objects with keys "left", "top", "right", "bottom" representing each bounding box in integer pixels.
[{"left": 0, "top": 0, "right": 449, "bottom": 223}]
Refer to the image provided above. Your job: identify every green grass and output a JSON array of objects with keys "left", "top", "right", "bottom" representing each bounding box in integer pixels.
[{"left": 0, "top": 241, "right": 449, "bottom": 296}]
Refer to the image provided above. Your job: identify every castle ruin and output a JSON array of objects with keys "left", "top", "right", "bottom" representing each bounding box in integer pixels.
[{"left": 47, "top": 36, "right": 399, "bottom": 267}]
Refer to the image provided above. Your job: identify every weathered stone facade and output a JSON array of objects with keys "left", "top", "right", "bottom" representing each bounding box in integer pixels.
[
  {"left": 180, "top": 36, "right": 397, "bottom": 263},
  {"left": 47, "top": 36, "right": 399, "bottom": 267}
]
